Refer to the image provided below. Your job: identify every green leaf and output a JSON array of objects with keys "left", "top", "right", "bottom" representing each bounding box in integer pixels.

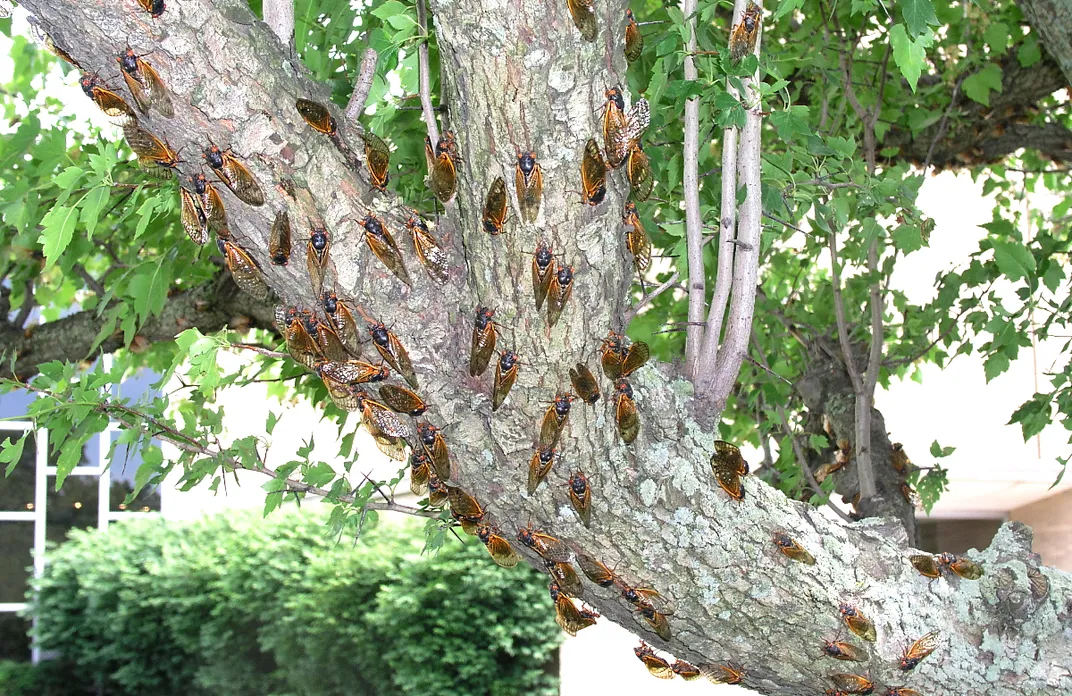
[
  {"left": 770, "top": 106, "right": 811, "bottom": 142},
  {"left": 370, "top": 0, "right": 409, "bottom": 21},
  {"left": 892, "top": 224, "right": 923, "bottom": 254},
  {"left": 1, "top": 432, "right": 30, "bottom": 477},
  {"left": 304, "top": 461, "right": 336, "bottom": 488},
  {"left": 1018, "top": 35, "right": 1041, "bottom": 68},
  {"left": 984, "top": 353, "right": 1010, "bottom": 382},
  {"left": 962, "top": 64, "right": 1003, "bottom": 107},
  {"left": 773, "top": 0, "right": 804, "bottom": 21},
  {"left": 134, "top": 197, "right": 159, "bottom": 240},
  {"left": 890, "top": 24, "right": 928, "bottom": 92},
  {"left": 808, "top": 433, "right": 829, "bottom": 451},
  {"left": 38, "top": 205, "right": 79, "bottom": 270},
  {"left": 900, "top": 0, "right": 938, "bottom": 37},
  {"left": 79, "top": 186, "right": 110, "bottom": 241},
  {"left": 992, "top": 240, "right": 1036, "bottom": 281},
  {"left": 129, "top": 260, "right": 169, "bottom": 326},
  {"left": 983, "top": 22, "right": 1008, "bottom": 56}
]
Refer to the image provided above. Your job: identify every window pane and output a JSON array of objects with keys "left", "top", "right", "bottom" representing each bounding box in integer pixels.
[
  {"left": 0, "top": 613, "right": 31, "bottom": 662},
  {"left": 0, "top": 432, "right": 36, "bottom": 512},
  {"left": 108, "top": 439, "right": 162, "bottom": 513},
  {"left": 75, "top": 433, "right": 101, "bottom": 470},
  {"left": 0, "top": 522, "right": 33, "bottom": 604},
  {"left": 0, "top": 389, "right": 35, "bottom": 420},
  {"left": 46, "top": 476, "right": 98, "bottom": 544}
]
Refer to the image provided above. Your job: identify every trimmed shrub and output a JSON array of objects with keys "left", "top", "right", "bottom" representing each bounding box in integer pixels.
[{"left": 30, "top": 510, "right": 561, "bottom": 696}]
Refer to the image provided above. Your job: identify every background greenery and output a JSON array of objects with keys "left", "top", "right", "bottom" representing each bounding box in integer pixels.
[{"left": 18, "top": 509, "right": 560, "bottom": 696}]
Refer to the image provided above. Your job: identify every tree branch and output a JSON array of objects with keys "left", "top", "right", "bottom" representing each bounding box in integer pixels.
[
  {"left": 262, "top": 0, "right": 294, "bottom": 49},
  {"left": 416, "top": 0, "right": 440, "bottom": 148},
  {"left": 827, "top": 229, "right": 864, "bottom": 396},
  {"left": 623, "top": 271, "right": 680, "bottom": 325},
  {"left": 345, "top": 48, "right": 379, "bottom": 123},
  {"left": 681, "top": 0, "right": 705, "bottom": 377}
]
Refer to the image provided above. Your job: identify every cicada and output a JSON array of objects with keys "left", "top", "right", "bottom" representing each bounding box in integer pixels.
[
  {"left": 124, "top": 123, "right": 181, "bottom": 171},
  {"left": 515, "top": 150, "right": 543, "bottom": 223},
  {"left": 204, "top": 144, "right": 265, "bottom": 206},
  {"left": 527, "top": 446, "right": 559, "bottom": 495},
  {"left": 179, "top": 188, "right": 208, "bottom": 245},
  {"left": 627, "top": 144, "right": 654, "bottom": 201},
  {"left": 316, "top": 359, "right": 388, "bottom": 387},
  {"left": 729, "top": 2, "right": 762, "bottom": 63},
  {"left": 568, "top": 363, "right": 600, "bottom": 405},
  {"left": 601, "top": 331, "right": 650, "bottom": 379},
  {"left": 566, "top": 0, "right": 597, "bottom": 42},
  {"left": 313, "top": 319, "right": 350, "bottom": 362},
  {"left": 416, "top": 421, "right": 452, "bottom": 482},
  {"left": 269, "top": 211, "right": 292, "bottom": 265},
  {"left": 191, "top": 173, "right": 228, "bottom": 234},
  {"left": 672, "top": 660, "right": 701, "bottom": 681},
  {"left": 217, "top": 239, "right": 268, "bottom": 300},
  {"left": 545, "top": 559, "right": 584, "bottom": 598},
  {"left": 446, "top": 485, "right": 486, "bottom": 533},
  {"left": 492, "top": 350, "right": 520, "bottom": 411},
  {"left": 839, "top": 603, "right": 877, "bottom": 643},
  {"left": 477, "top": 524, "right": 520, "bottom": 568},
  {"left": 829, "top": 673, "right": 875, "bottom": 694},
  {"left": 354, "top": 390, "right": 411, "bottom": 460},
  {"left": 482, "top": 177, "right": 508, "bottom": 234},
  {"left": 546, "top": 265, "right": 574, "bottom": 328},
  {"left": 136, "top": 0, "right": 166, "bottom": 17},
  {"left": 567, "top": 470, "right": 592, "bottom": 527},
  {"left": 884, "top": 689, "right": 923, "bottom": 696},
  {"left": 516, "top": 523, "right": 572, "bottom": 562},
  {"left": 899, "top": 630, "right": 939, "bottom": 671},
  {"left": 378, "top": 384, "right": 427, "bottom": 417},
  {"left": 363, "top": 131, "right": 391, "bottom": 191},
  {"left": 700, "top": 664, "right": 745, "bottom": 685},
  {"left": 359, "top": 214, "right": 410, "bottom": 286},
  {"left": 549, "top": 581, "right": 598, "bottom": 636},
  {"left": 579, "top": 139, "right": 607, "bottom": 206},
  {"left": 295, "top": 98, "right": 337, "bottom": 135},
  {"left": 822, "top": 640, "right": 867, "bottom": 662},
  {"left": 406, "top": 213, "right": 448, "bottom": 284},
  {"left": 908, "top": 554, "right": 941, "bottom": 579},
  {"left": 602, "top": 87, "right": 649, "bottom": 168},
  {"left": 623, "top": 201, "right": 652, "bottom": 272},
  {"left": 575, "top": 554, "right": 620, "bottom": 588},
  {"left": 117, "top": 48, "right": 173, "bottom": 117},
  {"left": 306, "top": 224, "right": 331, "bottom": 294},
  {"left": 469, "top": 306, "right": 497, "bottom": 377},
  {"left": 772, "top": 531, "right": 816, "bottom": 565},
  {"left": 538, "top": 393, "right": 575, "bottom": 448},
  {"left": 711, "top": 440, "right": 749, "bottom": 501},
  {"left": 79, "top": 73, "right": 136, "bottom": 124},
  {"left": 936, "top": 552, "right": 984, "bottom": 580},
  {"left": 321, "top": 291, "right": 362, "bottom": 357},
  {"left": 624, "top": 9, "right": 643, "bottom": 63},
  {"left": 633, "top": 642, "right": 673, "bottom": 679},
  {"left": 891, "top": 442, "right": 911, "bottom": 474},
  {"left": 426, "top": 131, "right": 458, "bottom": 203},
  {"left": 531, "top": 241, "right": 556, "bottom": 311},
  {"left": 427, "top": 473, "right": 448, "bottom": 507},
  {"left": 409, "top": 450, "right": 431, "bottom": 496},
  {"left": 281, "top": 307, "right": 321, "bottom": 369},
  {"left": 1027, "top": 566, "right": 1050, "bottom": 601},
  {"left": 614, "top": 379, "right": 640, "bottom": 444},
  {"left": 369, "top": 321, "right": 418, "bottom": 389}
]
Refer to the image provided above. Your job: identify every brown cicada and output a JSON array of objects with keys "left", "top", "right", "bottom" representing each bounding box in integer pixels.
[
  {"left": 711, "top": 439, "right": 749, "bottom": 501},
  {"left": 369, "top": 321, "right": 418, "bottom": 389},
  {"left": 477, "top": 524, "right": 521, "bottom": 568},
  {"left": 359, "top": 214, "right": 410, "bottom": 286},
  {"left": 527, "top": 446, "right": 560, "bottom": 495},
  {"left": 538, "top": 392, "right": 575, "bottom": 448},
  {"left": 838, "top": 603, "right": 877, "bottom": 643},
  {"left": 579, "top": 139, "right": 607, "bottom": 206},
  {"left": 79, "top": 73, "right": 136, "bottom": 124},
  {"left": 406, "top": 213, "right": 449, "bottom": 284},
  {"left": 568, "top": 363, "right": 600, "bottom": 405},
  {"left": 772, "top": 530, "right": 816, "bottom": 565},
  {"left": 117, "top": 48, "right": 173, "bottom": 117},
  {"left": 492, "top": 350, "right": 520, "bottom": 411},
  {"left": 469, "top": 306, "right": 497, "bottom": 377},
  {"left": 531, "top": 241, "right": 556, "bottom": 311},
  {"left": 203, "top": 144, "right": 264, "bottom": 206},
  {"left": 482, "top": 177, "right": 508, "bottom": 235},
  {"left": 567, "top": 470, "right": 592, "bottom": 527},
  {"left": 633, "top": 642, "right": 673, "bottom": 679},
  {"left": 614, "top": 379, "right": 640, "bottom": 444},
  {"left": 515, "top": 150, "right": 543, "bottom": 223}
]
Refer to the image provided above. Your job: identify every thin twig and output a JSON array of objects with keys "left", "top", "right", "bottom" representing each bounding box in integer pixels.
[
  {"left": 416, "top": 0, "right": 440, "bottom": 148},
  {"left": 231, "top": 343, "right": 290, "bottom": 360},
  {"left": 263, "top": 0, "right": 295, "bottom": 48},
  {"left": 73, "top": 263, "right": 106, "bottom": 297},
  {"left": 345, "top": 48, "right": 379, "bottom": 122},
  {"left": 681, "top": 0, "right": 705, "bottom": 377},
  {"left": 624, "top": 271, "right": 680, "bottom": 325},
  {"left": 922, "top": 76, "right": 963, "bottom": 171}
]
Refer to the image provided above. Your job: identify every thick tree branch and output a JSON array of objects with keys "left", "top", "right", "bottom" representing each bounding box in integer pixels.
[
  {"left": 262, "top": 0, "right": 294, "bottom": 49},
  {"left": 1017, "top": 0, "right": 1072, "bottom": 83},
  {"left": 681, "top": 0, "right": 704, "bottom": 377},
  {"left": 345, "top": 48, "right": 379, "bottom": 122}
]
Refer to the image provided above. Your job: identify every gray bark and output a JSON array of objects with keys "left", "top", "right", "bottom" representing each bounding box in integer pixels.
[
  {"left": 1019, "top": 0, "right": 1072, "bottom": 83},
  {"left": 18, "top": 1, "right": 1072, "bottom": 694}
]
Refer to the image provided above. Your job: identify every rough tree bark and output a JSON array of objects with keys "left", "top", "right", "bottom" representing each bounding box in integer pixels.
[{"left": 17, "top": 1, "right": 1072, "bottom": 695}]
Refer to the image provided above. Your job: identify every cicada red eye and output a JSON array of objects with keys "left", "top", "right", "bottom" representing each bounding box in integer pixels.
[
  {"left": 600, "top": 331, "right": 626, "bottom": 379},
  {"left": 671, "top": 660, "right": 700, "bottom": 681},
  {"left": 546, "top": 265, "right": 574, "bottom": 328},
  {"left": 268, "top": 211, "right": 292, "bottom": 266},
  {"left": 568, "top": 363, "right": 600, "bottom": 405},
  {"left": 492, "top": 350, "right": 520, "bottom": 411},
  {"left": 359, "top": 214, "right": 410, "bottom": 286},
  {"left": 899, "top": 630, "right": 939, "bottom": 671},
  {"left": 829, "top": 673, "right": 875, "bottom": 694},
  {"left": 633, "top": 642, "right": 673, "bottom": 679},
  {"left": 179, "top": 188, "right": 208, "bottom": 245},
  {"left": 477, "top": 524, "right": 520, "bottom": 568},
  {"left": 428, "top": 131, "right": 458, "bottom": 203},
  {"left": 218, "top": 239, "right": 268, "bottom": 300},
  {"left": 545, "top": 559, "right": 584, "bottom": 597},
  {"left": 908, "top": 554, "right": 941, "bottom": 579},
  {"left": 838, "top": 603, "right": 877, "bottom": 643},
  {"left": 538, "top": 393, "right": 575, "bottom": 449},
  {"left": 192, "top": 174, "right": 228, "bottom": 233},
  {"left": 729, "top": 2, "right": 762, "bottom": 63},
  {"left": 306, "top": 225, "right": 331, "bottom": 294},
  {"left": 936, "top": 552, "right": 984, "bottom": 580},
  {"left": 80, "top": 73, "right": 137, "bottom": 124},
  {"left": 295, "top": 98, "right": 337, "bottom": 136},
  {"left": 527, "top": 446, "right": 559, "bottom": 495},
  {"left": 821, "top": 639, "right": 867, "bottom": 662},
  {"left": 516, "top": 524, "right": 572, "bottom": 562},
  {"left": 624, "top": 9, "right": 643, "bottom": 63},
  {"left": 627, "top": 144, "right": 654, "bottom": 201},
  {"left": 566, "top": 0, "right": 598, "bottom": 42},
  {"left": 204, "top": 145, "right": 265, "bottom": 207},
  {"left": 377, "top": 384, "right": 427, "bottom": 417},
  {"left": 711, "top": 440, "right": 749, "bottom": 501},
  {"left": 614, "top": 379, "right": 640, "bottom": 444},
  {"left": 515, "top": 151, "right": 543, "bottom": 223},
  {"left": 406, "top": 213, "right": 449, "bottom": 284},
  {"left": 482, "top": 177, "right": 509, "bottom": 235},
  {"left": 567, "top": 470, "right": 591, "bottom": 527},
  {"left": 580, "top": 139, "right": 607, "bottom": 206},
  {"left": 531, "top": 241, "right": 556, "bottom": 311},
  {"left": 117, "top": 48, "right": 173, "bottom": 118},
  {"left": 701, "top": 664, "right": 745, "bottom": 685},
  {"left": 416, "top": 421, "right": 452, "bottom": 481},
  {"left": 136, "top": 0, "right": 166, "bottom": 17},
  {"left": 623, "top": 202, "right": 652, "bottom": 273},
  {"left": 123, "top": 123, "right": 180, "bottom": 170},
  {"left": 446, "top": 485, "right": 486, "bottom": 534},
  {"left": 575, "top": 554, "right": 620, "bottom": 588},
  {"left": 362, "top": 131, "right": 391, "bottom": 191},
  {"left": 469, "top": 306, "right": 497, "bottom": 377},
  {"left": 772, "top": 530, "right": 816, "bottom": 565}
]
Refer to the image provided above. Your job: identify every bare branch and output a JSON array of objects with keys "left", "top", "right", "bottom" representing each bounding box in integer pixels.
[
  {"left": 827, "top": 228, "right": 864, "bottom": 396},
  {"left": 416, "top": 0, "right": 440, "bottom": 148},
  {"left": 624, "top": 271, "right": 680, "bottom": 325},
  {"left": 923, "top": 76, "right": 963, "bottom": 172},
  {"left": 864, "top": 240, "right": 883, "bottom": 396},
  {"left": 73, "top": 262, "right": 106, "bottom": 297},
  {"left": 681, "top": 0, "right": 705, "bottom": 376},
  {"left": 12, "top": 276, "right": 35, "bottom": 329},
  {"left": 262, "top": 0, "right": 294, "bottom": 49},
  {"left": 345, "top": 48, "right": 380, "bottom": 123}
]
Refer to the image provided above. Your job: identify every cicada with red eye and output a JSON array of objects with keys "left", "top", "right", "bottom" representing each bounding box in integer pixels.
[
  {"left": 406, "top": 213, "right": 448, "bottom": 284},
  {"left": 884, "top": 689, "right": 922, "bottom": 696},
  {"left": 899, "top": 630, "right": 939, "bottom": 671},
  {"left": 477, "top": 524, "right": 520, "bottom": 567},
  {"left": 546, "top": 265, "right": 574, "bottom": 328},
  {"left": 416, "top": 421, "right": 451, "bottom": 481},
  {"left": 531, "top": 241, "right": 556, "bottom": 311},
  {"left": 575, "top": 554, "right": 620, "bottom": 588},
  {"left": 369, "top": 321, "right": 418, "bottom": 389},
  {"left": 624, "top": 9, "right": 643, "bottom": 63},
  {"left": 427, "top": 472, "right": 448, "bottom": 507},
  {"left": 124, "top": 123, "right": 181, "bottom": 172},
  {"left": 569, "top": 363, "right": 600, "bottom": 405},
  {"left": 315, "top": 359, "right": 388, "bottom": 391},
  {"left": 936, "top": 552, "right": 984, "bottom": 580},
  {"left": 203, "top": 144, "right": 265, "bottom": 206},
  {"left": 830, "top": 673, "right": 875, "bottom": 694},
  {"left": 623, "top": 201, "right": 652, "bottom": 273},
  {"left": 359, "top": 214, "right": 410, "bottom": 286},
  {"left": 549, "top": 582, "right": 599, "bottom": 636},
  {"left": 711, "top": 439, "right": 749, "bottom": 501},
  {"left": 729, "top": 2, "right": 762, "bottom": 63},
  {"left": 492, "top": 350, "right": 520, "bottom": 411},
  {"left": 565, "top": 0, "right": 597, "bottom": 41},
  {"left": 538, "top": 393, "right": 575, "bottom": 448},
  {"left": 482, "top": 177, "right": 508, "bottom": 235},
  {"left": 602, "top": 87, "right": 649, "bottom": 168},
  {"left": 268, "top": 211, "right": 292, "bottom": 266},
  {"left": 353, "top": 390, "right": 411, "bottom": 460},
  {"left": 614, "top": 379, "right": 640, "bottom": 444},
  {"left": 410, "top": 450, "right": 431, "bottom": 496},
  {"left": 191, "top": 173, "right": 227, "bottom": 234},
  {"left": 627, "top": 144, "right": 654, "bottom": 201},
  {"left": 446, "top": 485, "right": 486, "bottom": 534},
  {"left": 772, "top": 530, "right": 816, "bottom": 565},
  {"left": 79, "top": 73, "right": 136, "bottom": 124},
  {"left": 320, "top": 292, "right": 362, "bottom": 357},
  {"left": 600, "top": 332, "right": 626, "bottom": 379},
  {"left": 545, "top": 559, "right": 584, "bottom": 597},
  {"left": 117, "top": 48, "right": 173, "bottom": 117},
  {"left": 567, "top": 470, "right": 592, "bottom": 527},
  {"left": 281, "top": 308, "right": 321, "bottom": 369},
  {"left": 378, "top": 384, "right": 427, "bottom": 417},
  {"left": 636, "top": 604, "right": 672, "bottom": 641},
  {"left": 838, "top": 603, "right": 877, "bottom": 643},
  {"left": 361, "top": 131, "right": 391, "bottom": 192},
  {"left": 527, "top": 446, "right": 559, "bottom": 495},
  {"left": 426, "top": 131, "right": 458, "bottom": 203},
  {"left": 672, "top": 661, "right": 700, "bottom": 681},
  {"left": 217, "top": 238, "right": 268, "bottom": 300},
  {"left": 469, "top": 307, "right": 497, "bottom": 377},
  {"left": 633, "top": 642, "right": 673, "bottom": 679},
  {"left": 516, "top": 523, "right": 572, "bottom": 562},
  {"left": 701, "top": 664, "right": 745, "bottom": 685},
  {"left": 909, "top": 554, "right": 941, "bottom": 579},
  {"left": 579, "top": 139, "right": 607, "bottom": 206},
  {"left": 515, "top": 150, "right": 543, "bottom": 223},
  {"left": 179, "top": 188, "right": 208, "bottom": 245},
  {"left": 136, "top": 0, "right": 166, "bottom": 17},
  {"left": 822, "top": 639, "right": 867, "bottom": 662},
  {"left": 295, "top": 98, "right": 337, "bottom": 136}
]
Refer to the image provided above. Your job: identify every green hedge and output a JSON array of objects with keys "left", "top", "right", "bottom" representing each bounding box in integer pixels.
[{"left": 28, "top": 510, "right": 561, "bottom": 696}]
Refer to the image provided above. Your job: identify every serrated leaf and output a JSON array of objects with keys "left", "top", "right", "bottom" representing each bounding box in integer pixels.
[
  {"left": 38, "top": 205, "right": 79, "bottom": 270},
  {"left": 992, "top": 240, "right": 1035, "bottom": 281},
  {"left": 304, "top": 461, "right": 336, "bottom": 488},
  {"left": 129, "top": 259, "right": 168, "bottom": 326},
  {"left": 773, "top": 0, "right": 804, "bottom": 20},
  {"left": 901, "top": 0, "right": 938, "bottom": 37},
  {"left": 134, "top": 197, "right": 158, "bottom": 240},
  {"left": 962, "top": 63, "right": 1003, "bottom": 107},
  {"left": 770, "top": 105, "right": 811, "bottom": 142},
  {"left": 984, "top": 353, "right": 1010, "bottom": 382},
  {"left": 984, "top": 22, "right": 1009, "bottom": 56},
  {"left": 79, "top": 186, "right": 110, "bottom": 241},
  {"left": 1, "top": 432, "right": 30, "bottom": 477},
  {"left": 890, "top": 24, "right": 928, "bottom": 92},
  {"left": 1018, "top": 35, "right": 1041, "bottom": 68},
  {"left": 370, "top": 0, "right": 409, "bottom": 21},
  {"left": 892, "top": 224, "right": 923, "bottom": 254}
]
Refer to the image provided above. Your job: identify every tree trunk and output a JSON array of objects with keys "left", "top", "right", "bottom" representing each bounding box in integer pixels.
[{"left": 18, "top": 1, "right": 1072, "bottom": 694}]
